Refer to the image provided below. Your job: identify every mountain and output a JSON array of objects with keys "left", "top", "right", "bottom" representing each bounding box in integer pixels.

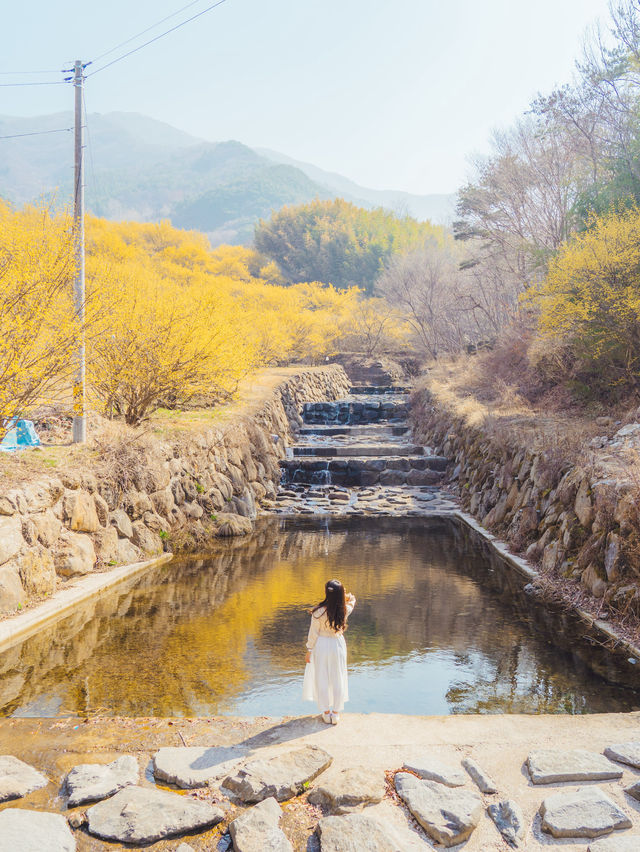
[
  {"left": 0, "top": 111, "right": 454, "bottom": 244},
  {"left": 257, "top": 147, "right": 456, "bottom": 223}
]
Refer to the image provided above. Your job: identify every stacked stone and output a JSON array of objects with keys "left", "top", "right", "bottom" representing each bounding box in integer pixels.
[
  {"left": 411, "top": 387, "right": 640, "bottom": 609},
  {"left": 0, "top": 366, "right": 350, "bottom": 615}
]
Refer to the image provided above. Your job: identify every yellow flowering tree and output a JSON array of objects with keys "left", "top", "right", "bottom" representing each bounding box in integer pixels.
[
  {"left": 0, "top": 201, "right": 78, "bottom": 439},
  {"left": 531, "top": 208, "right": 640, "bottom": 396}
]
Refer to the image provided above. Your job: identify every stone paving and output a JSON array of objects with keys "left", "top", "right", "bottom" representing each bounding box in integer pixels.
[{"left": 1, "top": 714, "right": 640, "bottom": 850}]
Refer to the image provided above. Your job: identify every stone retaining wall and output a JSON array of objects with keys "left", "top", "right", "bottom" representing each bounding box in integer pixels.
[
  {"left": 0, "top": 366, "right": 350, "bottom": 616},
  {"left": 411, "top": 387, "right": 640, "bottom": 610}
]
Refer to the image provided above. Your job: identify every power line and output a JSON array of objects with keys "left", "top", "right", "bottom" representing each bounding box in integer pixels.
[
  {"left": 0, "top": 80, "right": 69, "bottom": 88},
  {"left": 87, "top": 0, "right": 229, "bottom": 77},
  {"left": 91, "top": 0, "right": 210, "bottom": 64},
  {"left": 0, "top": 69, "right": 64, "bottom": 75},
  {"left": 0, "top": 127, "right": 73, "bottom": 140}
]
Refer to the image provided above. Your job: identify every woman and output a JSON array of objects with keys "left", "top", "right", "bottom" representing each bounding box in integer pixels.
[{"left": 303, "top": 579, "right": 356, "bottom": 724}]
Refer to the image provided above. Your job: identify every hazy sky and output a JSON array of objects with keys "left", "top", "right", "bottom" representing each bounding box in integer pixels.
[{"left": 2, "top": 0, "right": 614, "bottom": 194}]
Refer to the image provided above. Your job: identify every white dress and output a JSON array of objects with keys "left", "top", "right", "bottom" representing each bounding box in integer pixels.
[{"left": 303, "top": 599, "right": 355, "bottom": 712}]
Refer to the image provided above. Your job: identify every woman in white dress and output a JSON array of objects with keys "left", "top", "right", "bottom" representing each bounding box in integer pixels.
[{"left": 303, "top": 579, "right": 356, "bottom": 724}]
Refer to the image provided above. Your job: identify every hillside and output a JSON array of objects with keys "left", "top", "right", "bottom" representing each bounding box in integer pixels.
[{"left": 0, "top": 112, "right": 448, "bottom": 244}]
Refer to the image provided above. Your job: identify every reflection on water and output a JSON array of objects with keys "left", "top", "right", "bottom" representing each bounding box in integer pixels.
[{"left": 1, "top": 517, "right": 639, "bottom": 717}]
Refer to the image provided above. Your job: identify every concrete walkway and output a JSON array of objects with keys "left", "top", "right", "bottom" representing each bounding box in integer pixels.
[{"left": 2, "top": 711, "right": 640, "bottom": 850}]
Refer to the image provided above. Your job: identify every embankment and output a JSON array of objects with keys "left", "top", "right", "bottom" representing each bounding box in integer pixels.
[
  {"left": 411, "top": 385, "right": 640, "bottom": 625},
  {"left": 0, "top": 366, "right": 350, "bottom": 616}
]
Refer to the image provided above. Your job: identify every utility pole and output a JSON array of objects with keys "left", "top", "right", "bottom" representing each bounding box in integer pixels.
[{"left": 72, "top": 60, "right": 86, "bottom": 443}]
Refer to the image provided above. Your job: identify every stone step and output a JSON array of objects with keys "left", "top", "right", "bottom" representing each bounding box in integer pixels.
[
  {"left": 280, "top": 456, "right": 447, "bottom": 487},
  {"left": 303, "top": 400, "right": 408, "bottom": 425},
  {"left": 293, "top": 445, "right": 425, "bottom": 458},
  {"left": 298, "top": 425, "right": 409, "bottom": 436},
  {"left": 349, "top": 386, "right": 411, "bottom": 394}
]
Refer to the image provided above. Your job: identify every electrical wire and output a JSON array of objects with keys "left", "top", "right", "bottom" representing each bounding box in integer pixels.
[
  {"left": 0, "top": 127, "right": 73, "bottom": 140},
  {"left": 91, "top": 0, "right": 210, "bottom": 64},
  {"left": 0, "top": 80, "right": 69, "bottom": 87},
  {"left": 0, "top": 69, "right": 64, "bottom": 75},
  {"left": 87, "top": 0, "right": 229, "bottom": 76}
]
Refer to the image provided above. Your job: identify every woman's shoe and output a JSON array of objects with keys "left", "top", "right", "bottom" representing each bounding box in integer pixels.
[
  {"left": 322, "top": 712, "right": 332, "bottom": 724},
  {"left": 330, "top": 712, "right": 339, "bottom": 725}
]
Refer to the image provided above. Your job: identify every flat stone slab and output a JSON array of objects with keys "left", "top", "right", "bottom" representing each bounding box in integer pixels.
[
  {"left": 86, "top": 785, "right": 224, "bottom": 843},
  {"left": 394, "top": 771, "right": 482, "bottom": 847},
  {"left": 229, "top": 796, "right": 292, "bottom": 852},
  {"left": 462, "top": 757, "right": 498, "bottom": 793},
  {"left": 624, "top": 779, "right": 640, "bottom": 800},
  {"left": 487, "top": 799, "right": 525, "bottom": 848},
  {"left": 403, "top": 756, "right": 467, "bottom": 787},
  {"left": 0, "top": 755, "right": 48, "bottom": 802},
  {"left": 64, "top": 755, "right": 138, "bottom": 806},
  {"left": 589, "top": 835, "right": 640, "bottom": 851},
  {"left": 153, "top": 746, "right": 244, "bottom": 788},
  {"left": 318, "top": 813, "right": 410, "bottom": 852},
  {"left": 0, "top": 809, "right": 75, "bottom": 852},
  {"left": 527, "top": 749, "right": 623, "bottom": 784},
  {"left": 540, "top": 786, "right": 632, "bottom": 838},
  {"left": 223, "top": 745, "right": 332, "bottom": 803},
  {"left": 308, "top": 767, "right": 384, "bottom": 814},
  {"left": 604, "top": 742, "right": 640, "bottom": 769}
]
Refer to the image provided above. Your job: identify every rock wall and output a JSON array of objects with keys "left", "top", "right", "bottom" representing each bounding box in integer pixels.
[
  {"left": 411, "top": 388, "right": 640, "bottom": 611},
  {"left": 0, "top": 366, "right": 350, "bottom": 615}
]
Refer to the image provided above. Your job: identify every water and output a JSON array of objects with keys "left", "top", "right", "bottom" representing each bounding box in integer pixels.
[{"left": 1, "top": 516, "right": 639, "bottom": 718}]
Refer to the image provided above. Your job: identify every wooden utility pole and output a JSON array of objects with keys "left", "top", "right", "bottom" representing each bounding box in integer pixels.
[{"left": 72, "top": 60, "right": 86, "bottom": 443}]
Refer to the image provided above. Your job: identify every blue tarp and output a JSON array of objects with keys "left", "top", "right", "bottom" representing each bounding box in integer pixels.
[{"left": 0, "top": 419, "right": 41, "bottom": 453}]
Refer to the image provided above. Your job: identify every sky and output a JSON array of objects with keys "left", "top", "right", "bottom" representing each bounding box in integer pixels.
[{"left": 1, "top": 0, "right": 615, "bottom": 195}]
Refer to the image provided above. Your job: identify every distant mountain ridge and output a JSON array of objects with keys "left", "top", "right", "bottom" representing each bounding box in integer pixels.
[{"left": 0, "top": 111, "right": 455, "bottom": 244}]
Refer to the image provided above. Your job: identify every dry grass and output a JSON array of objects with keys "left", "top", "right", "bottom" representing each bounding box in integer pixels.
[{"left": 0, "top": 366, "right": 317, "bottom": 489}]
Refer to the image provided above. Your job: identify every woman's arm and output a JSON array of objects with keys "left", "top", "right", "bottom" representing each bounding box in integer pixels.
[
  {"left": 346, "top": 593, "right": 356, "bottom": 616},
  {"left": 306, "top": 613, "right": 320, "bottom": 659}
]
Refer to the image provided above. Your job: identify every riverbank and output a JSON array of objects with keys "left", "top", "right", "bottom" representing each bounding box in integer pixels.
[
  {"left": 411, "top": 357, "right": 640, "bottom": 647},
  {"left": 1, "top": 711, "right": 640, "bottom": 850},
  {"left": 0, "top": 365, "right": 350, "bottom": 620}
]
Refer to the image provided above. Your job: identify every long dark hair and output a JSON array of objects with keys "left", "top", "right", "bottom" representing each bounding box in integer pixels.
[{"left": 312, "top": 579, "right": 347, "bottom": 631}]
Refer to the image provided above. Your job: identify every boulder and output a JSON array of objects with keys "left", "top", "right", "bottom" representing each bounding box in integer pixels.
[
  {"left": 53, "top": 530, "right": 96, "bottom": 577},
  {"left": 215, "top": 513, "right": 253, "bottom": 537},
  {"left": 0, "top": 809, "right": 75, "bottom": 852},
  {"left": 21, "top": 478, "right": 63, "bottom": 512},
  {"left": 462, "top": 757, "right": 497, "bottom": 794},
  {"left": 114, "top": 538, "right": 142, "bottom": 565},
  {"left": 604, "top": 742, "right": 640, "bottom": 769},
  {"left": 93, "top": 493, "right": 109, "bottom": 527},
  {"left": 153, "top": 746, "right": 244, "bottom": 788},
  {"left": 317, "top": 813, "right": 404, "bottom": 851},
  {"left": 31, "top": 509, "right": 62, "bottom": 548},
  {"left": 574, "top": 478, "right": 594, "bottom": 528},
  {"left": 0, "top": 515, "right": 24, "bottom": 565},
  {"left": 86, "top": 785, "right": 223, "bottom": 844},
  {"left": 18, "top": 547, "right": 56, "bottom": 597},
  {"left": 589, "top": 835, "right": 640, "bottom": 851},
  {"left": 92, "top": 527, "right": 118, "bottom": 563},
  {"left": 403, "top": 757, "right": 466, "bottom": 787},
  {"left": 64, "top": 755, "right": 139, "bottom": 806},
  {"left": 109, "top": 509, "right": 133, "bottom": 540},
  {"left": 229, "top": 797, "right": 292, "bottom": 852},
  {"left": 0, "top": 755, "right": 49, "bottom": 801},
  {"left": 151, "top": 488, "right": 175, "bottom": 518},
  {"left": 308, "top": 767, "right": 384, "bottom": 814},
  {"left": 487, "top": 799, "right": 525, "bottom": 847},
  {"left": 527, "top": 750, "right": 622, "bottom": 784},
  {"left": 394, "top": 771, "right": 482, "bottom": 847},
  {"left": 130, "top": 521, "right": 162, "bottom": 556},
  {"left": 0, "top": 562, "right": 25, "bottom": 613},
  {"left": 223, "top": 745, "right": 332, "bottom": 802},
  {"left": 540, "top": 786, "right": 631, "bottom": 838},
  {"left": 65, "top": 490, "right": 100, "bottom": 533}
]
